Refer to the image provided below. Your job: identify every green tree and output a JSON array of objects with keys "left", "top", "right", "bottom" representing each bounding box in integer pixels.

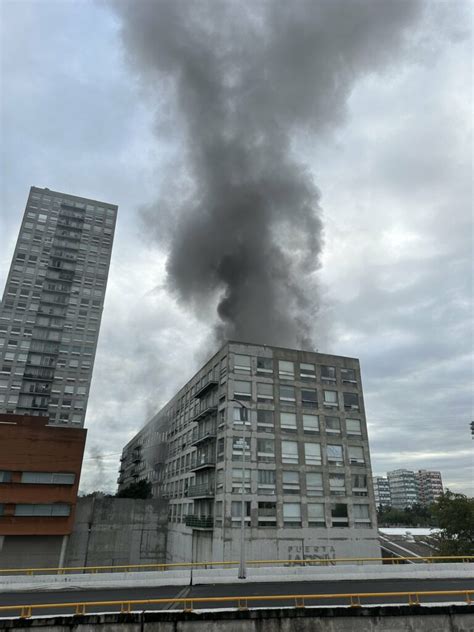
[
  {"left": 116, "top": 479, "right": 152, "bottom": 499},
  {"left": 433, "top": 490, "right": 474, "bottom": 556}
]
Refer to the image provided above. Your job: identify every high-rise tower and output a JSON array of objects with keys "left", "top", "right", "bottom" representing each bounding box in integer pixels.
[{"left": 0, "top": 186, "right": 117, "bottom": 426}]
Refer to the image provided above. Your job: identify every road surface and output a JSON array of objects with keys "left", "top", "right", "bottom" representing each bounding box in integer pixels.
[{"left": 0, "top": 577, "right": 472, "bottom": 617}]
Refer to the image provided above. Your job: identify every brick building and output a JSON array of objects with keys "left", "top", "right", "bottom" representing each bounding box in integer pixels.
[{"left": 0, "top": 413, "right": 86, "bottom": 567}]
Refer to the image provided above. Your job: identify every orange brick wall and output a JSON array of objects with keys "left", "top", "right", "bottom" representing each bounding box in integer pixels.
[{"left": 0, "top": 413, "right": 86, "bottom": 536}]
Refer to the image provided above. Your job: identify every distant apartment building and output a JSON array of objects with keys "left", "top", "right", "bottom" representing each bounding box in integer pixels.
[
  {"left": 0, "top": 186, "right": 117, "bottom": 567},
  {"left": 415, "top": 470, "right": 443, "bottom": 505},
  {"left": 373, "top": 476, "right": 391, "bottom": 509},
  {"left": 0, "top": 186, "right": 117, "bottom": 426},
  {"left": 386, "top": 469, "right": 419, "bottom": 509},
  {"left": 119, "top": 341, "right": 380, "bottom": 563}
]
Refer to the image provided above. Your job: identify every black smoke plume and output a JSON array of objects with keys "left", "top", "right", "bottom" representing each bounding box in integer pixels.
[{"left": 113, "top": 0, "right": 422, "bottom": 349}]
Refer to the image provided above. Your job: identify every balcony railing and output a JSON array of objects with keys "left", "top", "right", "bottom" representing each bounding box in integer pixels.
[
  {"left": 190, "top": 455, "right": 216, "bottom": 471},
  {"left": 193, "top": 404, "right": 218, "bottom": 423},
  {"left": 191, "top": 426, "right": 217, "bottom": 446},
  {"left": 187, "top": 483, "right": 215, "bottom": 498},
  {"left": 194, "top": 379, "right": 219, "bottom": 399},
  {"left": 184, "top": 515, "right": 214, "bottom": 529}
]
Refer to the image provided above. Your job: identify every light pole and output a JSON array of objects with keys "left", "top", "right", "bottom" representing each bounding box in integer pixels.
[{"left": 230, "top": 398, "right": 250, "bottom": 580}]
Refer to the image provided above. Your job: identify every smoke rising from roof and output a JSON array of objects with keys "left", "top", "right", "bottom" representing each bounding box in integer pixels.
[{"left": 113, "top": 0, "right": 422, "bottom": 349}]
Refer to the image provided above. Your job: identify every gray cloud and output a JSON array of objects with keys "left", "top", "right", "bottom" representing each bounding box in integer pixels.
[
  {"left": 0, "top": 0, "right": 471, "bottom": 495},
  {"left": 113, "top": 0, "right": 423, "bottom": 350}
]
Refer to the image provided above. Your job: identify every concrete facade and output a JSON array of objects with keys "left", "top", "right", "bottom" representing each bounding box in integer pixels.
[
  {"left": 373, "top": 476, "right": 391, "bottom": 508},
  {"left": 65, "top": 496, "right": 168, "bottom": 568},
  {"left": 1, "top": 606, "right": 473, "bottom": 632},
  {"left": 387, "top": 469, "right": 419, "bottom": 509},
  {"left": 0, "top": 186, "right": 117, "bottom": 427},
  {"left": 415, "top": 469, "right": 443, "bottom": 505},
  {"left": 119, "top": 341, "right": 380, "bottom": 563}
]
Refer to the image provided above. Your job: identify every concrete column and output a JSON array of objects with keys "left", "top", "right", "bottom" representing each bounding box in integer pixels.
[{"left": 58, "top": 535, "right": 69, "bottom": 568}]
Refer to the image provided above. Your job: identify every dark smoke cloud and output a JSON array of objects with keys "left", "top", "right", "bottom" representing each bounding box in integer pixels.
[{"left": 113, "top": 0, "right": 423, "bottom": 349}]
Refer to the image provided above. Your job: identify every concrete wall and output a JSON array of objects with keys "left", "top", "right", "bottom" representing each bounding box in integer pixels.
[
  {"left": 166, "top": 523, "right": 380, "bottom": 564},
  {"left": 65, "top": 497, "right": 168, "bottom": 567},
  {"left": 1, "top": 605, "right": 473, "bottom": 631}
]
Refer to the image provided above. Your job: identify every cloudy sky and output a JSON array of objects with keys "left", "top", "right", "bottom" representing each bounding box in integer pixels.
[{"left": 0, "top": 0, "right": 472, "bottom": 495}]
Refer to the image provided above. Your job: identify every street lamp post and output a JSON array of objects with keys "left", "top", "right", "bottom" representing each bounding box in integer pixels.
[{"left": 230, "top": 398, "right": 249, "bottom": 580}]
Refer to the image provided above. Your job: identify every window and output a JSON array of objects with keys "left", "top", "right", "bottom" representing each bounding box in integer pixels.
[
  {"left": 0, "top": 504, "right": 3, "bottom": 516},
  {"left": 282, "top": 471, "right": 300, "bottom": 494},
  {"left": 327, "top": 444, "right": 344, "bottom": 466},
  {"left": 231, "top": 500, "right": 251, "bottom": 523},
  {"left": 306, "top": 472, "right": 323, "bottom": 496},
  {"left": 308, "top": 503, "right": 325, "bottom": 526},
  {"left": 233, "top": 406, "right": 250, "bottom": 426},
  {"left": 233, "top": 380, "right": 251, "bottom": 401},
  {"left": 321, "top": 365, "right": 336, "bottom": 382},
  {"left": 331, "top": 503, "right": 348, "bottom": 526},
  {"left": 217, "top": 438, "right": 225, "bottom": 461},
  {"left": 256, "top": 357, "right": 273, "bottom": 375},
  {"left": 216, "top": 469, "right": 224, "bottom": 491},
  {"left": 343, "top": 392, "right": 360, "bottom": 410},
  {"left": 353, "top": 504, "right": 371, "bottom": 526},
  {"left": 0, "top": 471, "right": 12, "bottom": 483},
  {"left": 329, "top": 473, "right": 346, "bottom": 496},
  {"left": 257, "top": 469, "right": 276, "bottom": 494},
  {"left": 323, "top": 390, "right": 338, "bottom": 408},
  {"left": 301, "top": 388, "right": 317, "bottom": 409},
  {"left": 283, "top": 502, "right": 301, "bottom": 527},
  {"left": 278, "top": 360, "right": 294, "bottom": 379},
  {"left": 257, "top": 382, "right": 273, "bottom": 403},
  {"left": 258, "top": 501, "right": 277, "bottom": 526},
  {"left": 341, "top": 367, "right": 357, "bottom": 383},
  {"left": 280, "top": 412, "right": 297, "bottom": 432},
  {"left": 352, "top": 473, "right": 368, "bottom": 496},
  {"left": 281, "top": 440, "right": 298, "bottom": 464},
  {"left": 348, "top": 446, "right": 365, "bottom": 465},
  {"left": 257, "top": 409, "right": 274, "bottom": 432},
  {"left": 15, "top": 504, "right": 70, "bottom": 517},
  {"left": 302, "top": 414, "right": 319, "bottom": 433},
  {"left": 21, "top": 472, "right": 75, "bottom": 485},
  {"left": 346, "top": 418, "right": 362, "bottom": 436},
  {"left": 325, "top": 416, "right": 341, "bottom": 434},
  {"left": 304, "top": 442, "right": 321, "bottom": 465},
  {"left": 279, "top": 385, "right": 295, "bottom": 403},
  {"left": 232, "top": 468, "right": 251, "bottom": 493},
  {"left": 257, "top": 438, "right": 275, "bottom": 463},
  {"left": 234, "top": 354, "right": 251, "bottom": 374},
  {"left": 300, "top": 362, "right": 316, "bottom": 380}
]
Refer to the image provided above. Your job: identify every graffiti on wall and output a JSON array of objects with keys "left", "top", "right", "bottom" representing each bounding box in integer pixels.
[{"left": 287, "top": 544, "right": 336, "bottom": 565}]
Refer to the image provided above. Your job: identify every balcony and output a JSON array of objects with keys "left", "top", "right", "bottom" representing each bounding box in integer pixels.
[
  {"left": 191, "top": 426, "right": 217, "bottom": 446},
  {"left": 193, "top": 404, "right": 217, "bottom": 423},
  {"left": 190, "top": 454, "right": 216, "bottom": 472},
  {"left": 194, "top": 379, "right": 219, "bottom": 399},
  {"left": 185, "top": 515, "right": 214, "bottom": 530},
  {"left": 187, "top": 483, "right": 215, "bottom": 498}
]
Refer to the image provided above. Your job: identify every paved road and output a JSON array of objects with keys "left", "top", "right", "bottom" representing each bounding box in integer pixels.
[{"left": 0, "top": 578, "right": 472, "bottom": 617}]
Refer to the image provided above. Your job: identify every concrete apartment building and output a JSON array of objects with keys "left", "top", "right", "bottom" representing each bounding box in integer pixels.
[
  {"left": 0, "top": 186, "right": 117, "bottom": 425},
  {"left": 415, "top": 470, "right": 443, "bottom": 505},
  {"left": 373, "top": 476, "right": 392, "bottom": 509},
  {"left": 0, "top": 186, "right": 117, "bottom": 566},
  {"left": 119, "top": 341, "right": 380, "bottom": 563},
  {"left": 386, "top": 469, "right": 419, "bottom": 509}
]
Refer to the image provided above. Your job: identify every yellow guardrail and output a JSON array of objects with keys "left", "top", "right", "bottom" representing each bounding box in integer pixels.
[
  {"left": 0, "top": 555, "right": 472, "bottom": 576},
  {"left": 0, "top": 589, "right": 472, "bottom": 618}
]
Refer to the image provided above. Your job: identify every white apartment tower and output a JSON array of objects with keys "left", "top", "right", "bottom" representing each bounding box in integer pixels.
[
  {"left": 0, "top": 187, "right": 117, "bottom": 426},
  {"left": 119, "top": 341, "right": 380, "bottom": 563}
]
